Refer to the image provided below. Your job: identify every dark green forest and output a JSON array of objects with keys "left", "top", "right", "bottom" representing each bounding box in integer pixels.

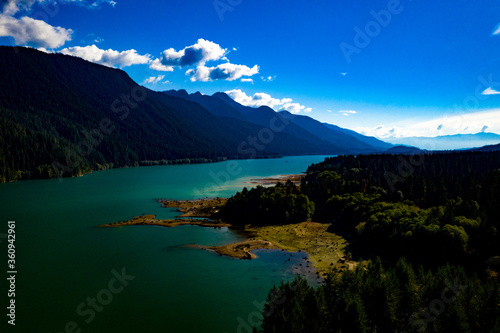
[
  {"left": 218, "top": 180, "right": 315, "bottom": 225},
  {"left": 1, "top": 46, "right": 376, "bottom": 183},
  {"left": 220, "top": 151, "right": 500, "bottom": 332},
  {"left": 261, "top": 258, "right": 500, "bottom": 333}
]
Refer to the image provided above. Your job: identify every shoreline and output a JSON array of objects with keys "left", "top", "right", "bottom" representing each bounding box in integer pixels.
[
  {"left": 243, "top": 174, "right": 305, "bottom": 186},
  {"left": 102, "top": 196, "right": 355, "bottom": 276},
  {"left": 1, "top": 155, "right": 297, "bottom": 184},
  {"left": 186, "top": 239, "right": 277, "bottom": 260},
  {"left": 100, "top": 214, "right": 231, "bottom": 228}
]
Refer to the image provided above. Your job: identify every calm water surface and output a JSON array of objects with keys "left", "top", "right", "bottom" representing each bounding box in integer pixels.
[{"left": 0, "top": 156, "right": 329, "bottom": 333}]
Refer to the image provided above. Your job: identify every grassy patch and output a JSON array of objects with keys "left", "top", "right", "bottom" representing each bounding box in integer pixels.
[{"left": 248, "top": 222, "right": 355, "bottom": 275}]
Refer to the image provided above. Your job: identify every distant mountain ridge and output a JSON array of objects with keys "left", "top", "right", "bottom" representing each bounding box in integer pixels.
[
  {"left": 385, "top": 133, "right": 500, "bottom": 150},
  {"left": 164, "top": 90, "right": 392, "bottom": 153}
]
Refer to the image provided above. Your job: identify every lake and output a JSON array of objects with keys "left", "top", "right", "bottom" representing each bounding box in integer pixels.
[{"left": 0, "top": 155, "right": 329, "bottom": 333}]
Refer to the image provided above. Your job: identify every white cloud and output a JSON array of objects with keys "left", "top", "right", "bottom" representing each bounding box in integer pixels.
[
  {"left": 142, "top": 75, "right": 165, "bottom": 84},
  {"left": 261, "top": 75, "right": 276, "bottom": 82},
  {"left": 148, "top": 58, "right": 173, "bottom": 72},
  {"left": 60, "top": 44, "right": 150, "bottom": 68},
  {"left": 186, "top": 63, "right": 259, "bottom": 82},
  {"left": 280, "top": 102, "right": 310, "bottom": 114},
  {"left": 0, "top": 14, "right": 72, "bottom": 48},
  {"left": 355, "top": 108, "right": 500, "bottom": 139},
  {"left": 492, "top": 23, "right": 500, "bottom": 35},
  {"left": 155, "top": 38, "right": 227, "bottom": 68},
  {"left": 339, "top": 110, "right": 357, "bottom": 116},
  {"left": 225, "top": 89, "right": 312, "bottom": 114},
  {"left": 146, "top": 39, "right": 259, "bottom": 82},
  {"left": 225, "top": 89, "right": 289, "bottom": 108},
  {"left": 354, "top": 125, "right": 406, "bottom": 139},
  {"left": 482, "top": 87, "right": 500, "bottom": 95},
  {"left": 0, "top": 0, "right": 117, "bottom": 49},
  {"left": 1, "top": 0, "right": 117, "bottom": 15}
]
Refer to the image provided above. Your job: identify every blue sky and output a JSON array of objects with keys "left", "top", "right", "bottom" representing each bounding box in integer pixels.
[{"left": 1, "top": 0, "right": 500, "bottom": 138}]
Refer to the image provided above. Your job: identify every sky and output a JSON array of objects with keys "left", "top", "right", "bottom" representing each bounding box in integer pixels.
[{"left": 1, "top": 0, "right": 500, "bottom": 139}]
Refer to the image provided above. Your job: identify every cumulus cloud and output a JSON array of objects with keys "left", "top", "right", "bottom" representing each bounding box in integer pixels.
[
  {"left": 148, "top": 39, "right": 259, "bottom": 82},
  {"left": 280, "top": 102, "right": 311, "bottom": 114},
  {"left": 482, "top": 87, "right": 500, "bottom": 95},
  {"left": 148, "top": 58, "right": 173, "bottom": 72},
  {"left": 225, "top": 89, "right": 312, "bottom": 114},
  {"left": 186, "top": 63, "right": 259, "bottom": 82},
  {"left": 339, "top": 110, "right": 357, "bottom": 116},
  {"left": 1, "top": 0, "right": 40, "bottom": 15},
  {"left": 155, "top": 38, "right": 227, "bottom": 68},
  {"left": 226, "top": 89, "right": 290, "bottom": 108},
  {"left": 60, "top": 44, "right": 150, "bottom": 68},
  {"left": 0, "top": 0, "right": 118, "bottom": 49},
  {"left": 0, "top": 14, "right": 72, "bottom": 48},
  {"left": 142, "top": 75, "right": 165, "bottom": 84}
]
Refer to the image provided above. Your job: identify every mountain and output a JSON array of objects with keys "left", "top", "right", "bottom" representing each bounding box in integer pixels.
[
  {"left": 2, "top": 46, "right": 389, "bottom": 182},
  {"left": 278, "top": 111, "right": 390, "bottom": 153},
  {"left": 165, "top": 90, "right": 392, "bottom": 153},
  {"left": 165, "top": 90, "right": 361, "bottom": 153},
  {"left": 385, "top": 133, "right": 500, "bottom": 150},
  {"left": 322, "top": 123, "right": 393, "bottom": 149},
  {"left": 385, "top": 145, "right": 427, "bottom": 154},
  {"left": 164, "top": 89, "right": 247, "bottom": 121},
  {"left": 469, "top": 143, "right": 500, "bottom": 152},
  {"left": 0, "top": 46, "right": 272, "bottom": 181}
]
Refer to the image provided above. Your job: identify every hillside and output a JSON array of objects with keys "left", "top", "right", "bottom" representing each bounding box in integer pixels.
[
  {"left": 0, "top": 46, "right": 385, "bottom": 182},
  {"left": 164, "top": 90, "right": 391, "bottom": 153}
]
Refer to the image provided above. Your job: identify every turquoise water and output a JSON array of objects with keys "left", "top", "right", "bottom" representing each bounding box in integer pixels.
[{"left": 0, "top": 156, "right": 328, "bottom": 333}]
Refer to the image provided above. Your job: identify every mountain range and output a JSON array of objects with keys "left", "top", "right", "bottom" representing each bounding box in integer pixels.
[
  {"left": 0, "top": 46, "right": 392, "bottom": 182},
  {"left": 385, "top": 133, "right": 500, "bottom": 150}
]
